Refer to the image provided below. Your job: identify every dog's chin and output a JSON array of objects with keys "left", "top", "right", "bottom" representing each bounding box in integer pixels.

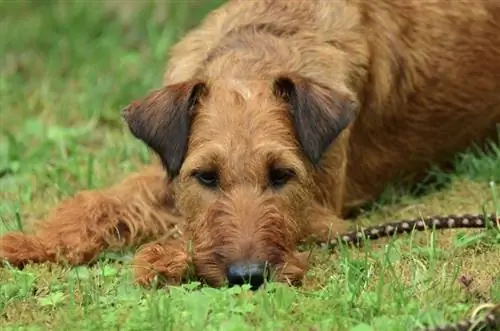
[
  {"left": 190, "top": 252, "right": 227, "bottom": 287},
  {"left": 198, "top": 272, "right": 227, "bottom": 288}
]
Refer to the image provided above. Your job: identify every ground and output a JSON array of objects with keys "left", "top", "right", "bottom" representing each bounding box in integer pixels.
[{"left": 1, "top": 1, "right": 499, "bottom": 330}]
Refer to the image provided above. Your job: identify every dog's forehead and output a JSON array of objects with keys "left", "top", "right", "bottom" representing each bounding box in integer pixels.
[
  {"left": 205, "top": 79, "right": 272, "bottom": 105},
  {"left": 186, "top": 79, "right": 302, "bottom": 170},
  {"left": 225, "top": 79, "right": 254, "bottom": 100},
  {"left": 192, "top": 79, "right": 295, "bottom": 143}
]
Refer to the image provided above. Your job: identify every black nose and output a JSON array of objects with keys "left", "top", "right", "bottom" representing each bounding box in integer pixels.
[{"left": 226, "top": 261, "right": 268, "bottom": 290}]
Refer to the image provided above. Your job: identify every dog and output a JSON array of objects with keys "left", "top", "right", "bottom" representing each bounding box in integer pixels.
[{"left": 2, "top": 0, "right": 500, "bottom": 290}]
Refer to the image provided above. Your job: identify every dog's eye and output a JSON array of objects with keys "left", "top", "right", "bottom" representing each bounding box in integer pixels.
[
  {"left": 193, "top": 171, "right": 219, "bottom": 188},
  {"left": 268, "top": 168, "right": 295, "bottom": 188}
]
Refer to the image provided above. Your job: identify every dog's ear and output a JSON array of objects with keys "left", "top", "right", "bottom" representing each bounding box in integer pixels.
[
  {"left": 121, "top": 80, "right": 207, "bottom": 178},
  {"left": 272, "top": 74, "right": 358, "bottom": 165}
]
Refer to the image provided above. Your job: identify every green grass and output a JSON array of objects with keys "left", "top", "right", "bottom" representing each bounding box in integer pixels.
[{"left": 1, "top": 1, "right": 499, "bottom": 330}]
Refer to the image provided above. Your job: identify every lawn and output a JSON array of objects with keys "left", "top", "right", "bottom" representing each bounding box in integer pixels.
[{"left": 1, "top": 1, "right": 499, "bottom": 330}]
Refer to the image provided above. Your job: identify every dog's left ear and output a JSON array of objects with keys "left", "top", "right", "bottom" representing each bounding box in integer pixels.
[
  {"left": 273, "top": 74, "right": 358, "bottom": 164},
  {"left": 121, "top": 80, "right": 207, "bottom": 178}
]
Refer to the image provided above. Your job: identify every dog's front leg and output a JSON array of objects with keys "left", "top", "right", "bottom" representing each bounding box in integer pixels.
[{"left": 0, "top": 165, "right": 182, "bottom": 268}]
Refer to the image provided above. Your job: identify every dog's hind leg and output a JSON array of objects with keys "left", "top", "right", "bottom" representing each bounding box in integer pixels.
[{"left": 0, "top": 165, "right": 182, "bottom": 268}]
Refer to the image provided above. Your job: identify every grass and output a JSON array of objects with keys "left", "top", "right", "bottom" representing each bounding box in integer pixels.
[{"left": 1, "top": 1, "right": 499, "bottom": 330}]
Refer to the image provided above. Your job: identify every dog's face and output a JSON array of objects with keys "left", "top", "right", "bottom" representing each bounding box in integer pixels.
[{"left": 122, "top": 75, "right": 357, "bottom": 288}]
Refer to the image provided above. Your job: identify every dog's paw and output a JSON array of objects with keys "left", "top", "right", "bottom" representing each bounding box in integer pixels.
[
  {"left": 0, "top": 232, "right": 49, "bottom": 268},
  {"left": 132, "top": 241, "right": 190, "bottom": 287},
  {"left": 272, "top": 251, "right": 308, "bottom": 287}
]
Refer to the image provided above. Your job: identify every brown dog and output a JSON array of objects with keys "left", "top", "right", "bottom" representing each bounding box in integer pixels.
[{"left": 2, "top": 0, "right": 500, "bottom": 289}]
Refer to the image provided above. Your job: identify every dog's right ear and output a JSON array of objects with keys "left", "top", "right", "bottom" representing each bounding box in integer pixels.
[{"left": 121, "top": 80, "right": 207, "bottom": 178}]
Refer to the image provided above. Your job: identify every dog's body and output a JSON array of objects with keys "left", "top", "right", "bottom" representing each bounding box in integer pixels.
[
  {"left": 162, "top": 0, "right": 500, "bottom": 211},
  {"left": 2, "top": 0, "right": 500, "bottom": 288}
]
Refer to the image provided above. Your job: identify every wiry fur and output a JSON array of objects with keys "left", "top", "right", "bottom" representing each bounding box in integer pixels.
[{"left": 2, "top": 0, "right": 500, "bottom": 287}]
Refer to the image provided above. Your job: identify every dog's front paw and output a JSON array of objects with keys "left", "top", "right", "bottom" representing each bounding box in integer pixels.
[
  {"left": 272, "top": 251, "right": 309, "bottom": 287},
  {"left": 132, "top": 240, "right": 191, "bottom": 287}
]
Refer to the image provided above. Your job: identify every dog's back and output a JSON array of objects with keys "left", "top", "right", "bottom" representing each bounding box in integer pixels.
[{"left": 343, "top": 0, "right": 500, "bottom": 206}]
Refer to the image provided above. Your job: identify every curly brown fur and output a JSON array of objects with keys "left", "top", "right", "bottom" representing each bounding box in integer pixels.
[{"left": 2, "top": 0, "right": 500, "bottom": 288}]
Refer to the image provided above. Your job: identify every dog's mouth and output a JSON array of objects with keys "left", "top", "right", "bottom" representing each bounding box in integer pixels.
[{"left": 189, "top": 243, "right": 307, "bottom": 290}]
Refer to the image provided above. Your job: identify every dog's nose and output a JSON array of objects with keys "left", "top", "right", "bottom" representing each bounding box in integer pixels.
[{"left": 226, "top": 261, "right": 268, "bottom": 290}]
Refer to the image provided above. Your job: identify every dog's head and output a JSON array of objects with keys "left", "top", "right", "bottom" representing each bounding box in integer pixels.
[{"left": 122, "top": 75, "right": 358, "bottom": 288}]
